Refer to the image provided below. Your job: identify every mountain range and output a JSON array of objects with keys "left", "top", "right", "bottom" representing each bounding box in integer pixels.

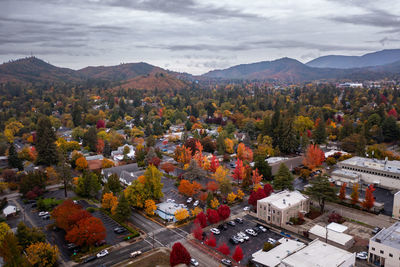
[{"left": 1, "top": 49, "right": 400, "bottom": 86}]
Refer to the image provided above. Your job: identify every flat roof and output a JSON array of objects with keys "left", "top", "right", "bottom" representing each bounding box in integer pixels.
[
  {"left": 266, "top": 157, "right": 288, "bottom": 164},
  {"left": 340, "top": 156, "right": 400, "bottom": 174},
  {"left": 281, "top": 239, "right": 354, "bottom": 267},
  {"left": 327, "top": 222, "right": 348, "bottom": 233},
  {"left": 258, "top": 190, "right": 308, "bottom": 210},
  {"left": 331, "top": 169, "right": 359, "bottom": 178},
  {"left": 371, "top": 221, "right": 400, "bottom": 250},
  {"left": 252, "top": 238, "right": 306, "bottom": 267},
  {"left": 309, "top": 225, "right": 353, "bottom": 245}
]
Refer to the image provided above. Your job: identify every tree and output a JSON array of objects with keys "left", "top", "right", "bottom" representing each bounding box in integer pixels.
[
  {"left": 66, "top": 217, "right": 106, "bottom": 247},
  {"left": 161, "top": 162, "right": 175, "bottom": 174},
  {"left": 0, "top": 232, "right": 28, "bottom": 267},
  {"left": 224, "top": 138, "right": 234, "bottom": 154},
  {"left": 252, "top": 169, "right": 263, "bottom": 189},
  {"left": 339, "top": 183, "right": 347, "bottom": 201},
  {"left": 145, "top": 199, "right": 157, "bottom": 215},
  {"left": 205, "top": 233, "right": 216, "bottom": 247},
  {"left": 217, "top": 205, "right": 230, "bottom": 220},
  {"left": 237, "top": 143, "right": 253, "bottom": 162},
  {"left": 183, "top": 159, "right": 207, "bottom": 181},
  {"left": 263, "top": 184, "right": 273, "bottom": 197},
  {"left": 76, "top": 171, "right": 101, "bottom": 198},
  {"left": 232, "top": 245, "right": 243, "bottom": 262},
  {"left": 195, "top": 212, "right": 207, "bottom": 228},
  {"left": 0, "top": 222, "right": 11, "bottom": 243},
  {"left": 362, "top": 185, "right": 375, "bottom": 210},
  {"left": 174, "top": 208, "right": 189, "bottom": 222},
  {"left": 75, "top": 156, "right": 88, "bottom": 171},
  {"left": 8, "top": 143, "right": 22, "bottom": 170},
  {"left": 96, "top": 119, "right": 106, "bottom": 129},
  {"left": 382, "top": 115, "right": 399, "bottom": 142},
  {"left": 16, "top": 222, "right": 45, "bottom": 249},
  {"left": 237, "top": 189, "right": 244, "bottom": 200},
  {"left": 19, "top": 171, "right": 46, "bottom": 197},
  {"left": 174, "top": 145, "right": 192, "bottom": 165},
  {"left": 26, "top": 242, "right": 59, "bottom": 267},
  {"left": 170, "top": 242, "right": 191, "bottom": 267},
  {"left": 207, "top": 181, "right": 219, "bottom": 192},
  {"left": 102, "top": 192, "right": 118, "bottom": 214},
  {"left": 210, "top": 198, "right": 220, "bottom": 209},
  {"left": 350, "top": 184, "right": 360, "bottom": 205},
  {"left": 36, "top": 116, "right": 58, "bottom": 166},
  {"left": 303, "top": 144, "right": 325, "bottom": 170},
  {"left": 313, "top": 117, "right": 326, "bottom": 144},
  {"left": 273, "top": 163, "right": 294, "bottom": 191},
  {"left": 57, "top": 153, "right": 72, "bottom": 198},
  {"left": 209, "top": 155, "right": 220, "bottom": 173},
  {"left": 83, "top": 127, "right": 98, "bottom": 152},
  {"left": 206, "top": 208, "right": 220, "bottom": 224},
  {"left": 248, "top": 188, "right": 267, "bottom": 207},
  {"left": 51, "top": 200, "right": 92, "bottom": 231},
  {"left": 178, "top": 179, "right": 201, "bottom": 197},
  {"left": 103, "top": 140, "right": 111, "bottom": 157},
  {"left": 305, "top": 175, "right": 337, "bottom": 213},
  {"left": 192, "top": 223, "right": 203, "bottom": 240},
  {"left": 233, "top": 159, "right": 245, "bottom": 184},
  {"left": 227, "top": 192, "right": 237, "bottom": 203},
  {"left": 218, "top": 242, "right": 230, "bottom": 255},
  {"left": 219, "top": 177, "right": 232, "bottom": 197},
  {"left": 341, "top": 133, "right": 366, "bottom": 156},
  {"left": 105, "top": 173, "right": 121, "bottom": 194},
  {"left": 212, "top": 166, "right": 229, "bottom": 183},
  {"left": 254, "top": 154, "right": 271, "bottom": 180}
]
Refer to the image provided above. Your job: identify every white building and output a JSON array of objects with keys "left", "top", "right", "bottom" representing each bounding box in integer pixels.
[
  {"left": 2, "top": 205, "right": 18, "bottom": 217},
  {"left": 338, "top": 156, "right": 400, "bottom": 190},
  {"left": 369, "top": 221, "right": 400, "bottom": 267},
  {"left": 257, "top": 190, "right": 309, "bottom": 228},
  {"left": 308, "top": 224, "right": 355, "bottom": 249},
  {"left": 111, "top": 145, "right": 135, "bottom": 161},
  {"left": 393, "top": 191, "right": 400, "bottom": 220},
  {"left": 281, "top": 239, "right": 355, "bottom": 267},
  {"left": 330, "top": 169, "right": 361, "bottom": 187}
]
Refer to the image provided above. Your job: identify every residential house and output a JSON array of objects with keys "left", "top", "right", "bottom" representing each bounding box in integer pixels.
[
  {"left": 101, "top": 163, "right": 142, "bottom": 186},
  {"left": 111, "top": 145, "right": 135, "bottom": 161}
]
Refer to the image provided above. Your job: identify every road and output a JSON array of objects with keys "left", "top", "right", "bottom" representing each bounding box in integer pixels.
[{"left": 130, "top": 209, "right": 164, "bottom": 233}]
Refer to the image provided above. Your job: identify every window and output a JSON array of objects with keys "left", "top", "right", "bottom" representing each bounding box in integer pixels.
[
  {"left": 389, "top": 253, "right": 393, "bottom": 257},
  {"left": 380, "top": 250, "right": 384, "bottom": 254},
  {"left": 371, "top": 247, "right": 375, "bottom": 251}
]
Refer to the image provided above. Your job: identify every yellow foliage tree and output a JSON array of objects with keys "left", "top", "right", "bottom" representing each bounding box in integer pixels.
[
  {"left": 224, "top": 138, "right": 234, "bottom": 154},
  {"left": 191, "top": 206, "right": 203, "bottom": 217},
  {"left": 227, "top": 192, "right": 237, "bottom": 204},
  {"left": 145, "top": 199, "right": 157, "bottom": 216},
  {"left": 4, "top": 121, "right": 23, "bottom": 143},
  {"left": 75, "top": 157, "right": 88, "bottom": 171},
  {"left": 26, "top": 242, "right": 59, "bottom": 267},
  {"left": 101, "top": 158, "right": 115, "bottom": 169},
  {"left": 210, "top": 198, "right": 220, "bottom": 209},
  {"left": 237, "top": 189, "right": 245, "bottom": 200},
  {"left": 102, "top": 192, "right": 119, "bottom": 214},
  {"left": 0, "top": 222, "right": 11, "bottom": 243},
  {"left": 174, "top": 208, "right": 189, "bottom": 221},
  {"left": 212, "top": 166, "right": 229, "bottom": 183}
]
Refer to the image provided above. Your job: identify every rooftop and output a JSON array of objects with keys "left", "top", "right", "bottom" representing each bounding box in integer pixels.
[
  {"left": 102, "top": 163, "right": 140, "bottom": 178},
  {"left": 266, "top": 157, "right": 288, "bottom": 165},
  {"left": 281, "top": 239, "right": 354, "bottom": 267},
  {"left": 309, "top": 225, "right": 353, "bottom": 246},
  {"left": 331, "top": 169, "right": 360, "bottom": 178},
  {"left": 340, "top": 156, "right": 400, "bottom": 174},
  {"left": 371, "top": 221, "right": 400, "bottom": 250},
  {"left": 258, "top": 190, "right": 308, "bottom": 210},
  {"left": 327, "top": 222, "right": 348, "bottom": 233},
  {"left": 252, "top": 238, "right": 306, "bottom": 267}
]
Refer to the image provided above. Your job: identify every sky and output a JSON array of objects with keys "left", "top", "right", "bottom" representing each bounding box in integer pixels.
[{"left": 0, "top": 0, "right": 400, "bottom": 75}]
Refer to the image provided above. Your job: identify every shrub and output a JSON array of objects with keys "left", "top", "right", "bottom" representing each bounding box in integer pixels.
[
  {"left": 328, "top": 212, "right": 345, "bottom": 224},
  {"left": 86, "top": 207, "right": 96, "bottom": 213},
  {"left": 263, "top": 242, "right": 275, "bottom": 251},
  {"left": 37, "top": 198, "right": 62, "bottom": 211}
]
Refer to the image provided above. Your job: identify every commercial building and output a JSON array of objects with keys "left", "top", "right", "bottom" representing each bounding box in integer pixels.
[
  {"left": 369, "top": 221, "right": 400, "bottom": 267},
  {"left": 338, "top": 156, "right": 400, "bottom": 190},
  {"left": 393, "top": 191, "right": 400, "bottom": 220},
  {"left": 308, "top": 224, "right": 355, "bottom": 249},
  {"left": 257, "top": 190, "right": 309, "bottom": 228},
  {"left": 281, "top": 239, "right": 356, "bottom": 267}
]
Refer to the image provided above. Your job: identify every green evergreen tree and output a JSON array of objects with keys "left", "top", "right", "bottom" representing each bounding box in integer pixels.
[
  {"left": 36, "top": 116, "right": 58, "bottom": 166},
  {"left": 216, "top": 134, "right": 225, "bottom": 155},
  {"left": 72, "top": 104, "right": 82, "bottom": 127},
  {"left": 279, "top": 116, "right": 299, "bottom": 154},
  {"left": 254, "top": 154, "right": 272, "bottom": 180},
  {"left": 106, "top": 174, "right": 122, "bottom": 194},
  {"left": 57, "top": 153, "right": 72, "bottom": 198},
  {"left": 305, "top": 175, "right": 337, "bottom": 213},
  {"left": 76, "top": 171, "right": 101, "bottom": 198},
  {"left": 83, "top": 127, "right": 97, "bottom": 152},
  {"left": 8, "top": 142, "right": 23, "bottom": 170},
  {"left": 313, "top": 117, "right": 326, "bottom": 144},
  {"left": 103, "top": 141, "right": 111, "bottom": 157},
  {"left": 382, "top": 115, "right": 399, "bottom": 142},
  {"left": 273, "top": 163, "right": 294, "bottom": 190},
  {"left": 115, "top": 193, "right": 130, "bottom": 221}
]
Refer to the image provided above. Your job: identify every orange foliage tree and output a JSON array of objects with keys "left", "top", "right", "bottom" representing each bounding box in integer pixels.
[
  {"left": 178, "top": 179, "right": 201, "bottom": 197},
  {"left": 51, "top": 200, "right": 91, "bottom": 231},
  {"left": 339, "top": 182, "right": 347, "bottom": 201},
  {"left": 101, "top": 158, "right": 115, "bottom": 169},
  {"left": 303, "top": 144, "right": 325, "bottom": 170},
  {"left": 102, "top": 192, "right": 119, "bottom": 214},
  {"left": 96, "top": 139, "right": 105, "bottom": 154},
  {"left": 75, "top": 157, "right": 88, "bottom": 171},
  {"left": 362, "top": 185, "right": 375, "bottom": 210},
  {"left": 350, "top": 184, "right": 359, "bottom": 204},
  {"left": 209, "top": 155, "right": 220, "bottom": 173},
  {"left": 237, "top": 143, "right": 253, "bottom": 162},
  {"left": 207, "top": 181, "right": 219, "bottom": 192},
  {"left": 174, "top": 145, "right": 192, "bottom": 165},
  {"left": 65, "top": 217, "right": 106, "bottom": 247},
  {"left": 252, "top": 169, "right": 263, "bottom": 189},
  {"left": 161, "top": 162, "right": 175, "bottom": 174},
  {"left": 233, "top": 159, "right": 245, "bottom": 183}
]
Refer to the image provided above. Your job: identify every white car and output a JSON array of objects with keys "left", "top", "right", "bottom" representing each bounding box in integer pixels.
[
  {"left": 97, "top": 249, "right": 109, "bottom": 258},
  {"left": 190, "top": 258, "right": 199, "bottom": 266},
  {"left": 245, "top": 229, "right": 257, "bottom": 236},
  {"left": 193, "top": 200, "right": 199, "bottom": 207},
  {"left": 268, "top": 238, "right": 277, "bottom": 244},
  {"left": 258, "top": 225, "right": 267, "bottom": 232},
  {"left": 187, "top": 197, "right": 193, "bottom": 204},
  {"left": 233, "top": 235, "right": 244, "bottom": 243},
  {"left": 38, "top": 211, "right": 49, "bottom": 217},
  {"left": 356, "top": 251, "right": 368, "bottom": 260},
  {"left": 237, "top": 232, "right": 249, "bottom": 240},
  {"left": 243, "top": 206, "right": 250, "bottom": 211},
  {"left": 210, "top": 228, "right": 220, "bottom": 235}
]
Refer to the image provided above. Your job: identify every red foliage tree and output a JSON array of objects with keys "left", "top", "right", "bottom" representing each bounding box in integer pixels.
[
  {"left": 207, "top": 181, "right": 219, "bottom": 192},
  {"left": 148, "top": 156, "right": 161, "bottom": 168},
  {"left": 192, "top": 223, "right": 203, "bottom": 240},
  {"left": 362, "top": 185, "right": 375, "bottom": 210},
  {"left": 170, "top": 242, "right": 191, "bottom": 267},
  {"left": 96, "top": 139, "right": 105, "bottom": 154},
  {"left": 263, "top": 184, "right": 273, "bottom": 197},
  {"left": 248, "top": 188, "right": 267, "bottom": 207},
  {"left": 65, "top": 217, "right": 106, "bottom": 247},
  {"left": 303, "top": 144, "right": 325, "bottom": 170},
  {"left": 209, "top": 155, "right": 220, "bottom": 173},
  {"left": 195, "top": 212, "right": 207, "bottom": 228},
  {"left": 161, "top": 162, "right": 175, "bottom": 174},
  {"left": 328, "top": 212, "right": 344, "bottom": 223},
  {"left": 206, "top": 208, "right": 220, "bottom": 224},
  {"left": 205, "top": 233, "right": 216, "bottom": 247},
  {"left": 96, "top": 119, "right": 106, "bottom": 129},
  {"left": 217, "top": 205, "right": 230, "bottom": 220},
  {"left": 233, "top": 159, "right": 244, "bottom": 183},
  {"left": 388, "top": 108, "right": 398, "bottom": 118},
  {"left": 199, "top": 192, "right": 208, "bottom": 203},
  {"left": 339, "top": 182, "right": 347, "bottom": 201},
  {"left": 26, "top": 191, "right": 38, "bottom": 200},
  {"left": 232, "top": 245, "right": 243, "bottom": 262},
  {"left": 218, "top": 242, "right": 230, "bottom": 255},
  {"left": 51, "top": 200, "right": 84, "bottom": 231},
  {"left": 184, "top": 138, "right": 198, "bottom": 156}
]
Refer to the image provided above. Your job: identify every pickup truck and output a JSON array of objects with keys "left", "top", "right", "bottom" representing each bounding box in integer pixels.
[{"left": 130, "top": 250, "right": 142, "bottom": 258}]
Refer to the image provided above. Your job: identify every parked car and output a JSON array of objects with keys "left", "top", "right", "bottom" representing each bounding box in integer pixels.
[
  {"left": 130, "top": 250, "right": 142, "bottom": 258},
  {"left": 210, "top": 228, "right": 220, "bottom": 235},
  {"left": 372, "top": 227, "right": 382, "bottom": 235},
  {"left": 235, "top": 217, "right": 243, "bottom": 224},
  {"left": 193, "top": 200, "right": 199, "bottom": 207},
  {"left": 218, "top": 224, "right": 228, "bottom": 231},
  {"left": 96, "top": 249, "right": 109, "bottom": 258},
  {"left": 237, "top": 232, "right": 249, "bottom": 240},
  {"left": 221, "top": 259, "right": 232, "bottom": 266},
  {"left": 38, "top": 211, "right": 49, "bottom": 217},
  {"left": 114, "top": 227, "right": 126, "bottom": 234},
  {"left": 95, "top": 240, "right": 106, "bottom": 247},
  {"left": 187, "top": 197, "right": 193, "bottom": 204},
  {"left": 268, "top": 238, "right": 277, "bottom": 244},
  {"left": 190, "top": 258, "right": 199, "bottom": 266},
  {"left": 83, "top": 255, "right": 97, "bottom": 263},
  {"left": 227, "top": 221, "right": 236, "bottom": 226},
  {"left": 42, "top": 214, "right": 50, "bottom": 220},
  {"left": 232, "top": 235, "right": 244, "bottom": 243},
  {"left": 245, "top": 228, "right": 257, "bottom": 236},
  {"left": 229, "top": 237, "right": 239, "bottom": 245},
  {"left": 356, "top": 251, "right": 368, "bottom": 260},
  {"left": 258, "top": 225, "right": 267, "bottom": 232},
  {"left": 243, "top": 206, "right": 250, "bottom": 211}
]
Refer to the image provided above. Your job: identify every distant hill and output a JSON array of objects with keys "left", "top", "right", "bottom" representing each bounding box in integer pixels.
[
  {"left": 306, "top": 49, "right": 400, "bottom": 69},
  {"left": 115, "top": 72, "right": 188, "bottom": 91}
]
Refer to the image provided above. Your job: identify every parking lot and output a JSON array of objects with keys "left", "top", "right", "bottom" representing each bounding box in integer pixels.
[{"left": 207, "top": 215, "right": 282, "bottom": 264}]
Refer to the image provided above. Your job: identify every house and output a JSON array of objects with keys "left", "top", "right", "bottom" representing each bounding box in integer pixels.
[
  {"left": 369, "top": 221, "right": 400, "bottom": 267},
  {"left": 87, "top": 159, "right": 103, "bottom": 171},
  {"left": 101, "top": 163, "right": 142, "bottom": 186},
  {"left": 308, "top": 224, "right": 355, "bottom": 249},
  {"left": 155, "top": 200, "right": 188, "bottom": 222},
  {"left": 85, "top": 155, "right": 104, "bottom": 161},
  {"left": 280, "top": 239, "right": 355, "bottom": 267},
  {"left": 3, "top": 205, "right": 18, "bottom": 217},
  {"left": 111, "top": 145, "right": 135, "bottom": 161},
  {"left": 256, "top": 190, "right": 309, "bottom": 229}
]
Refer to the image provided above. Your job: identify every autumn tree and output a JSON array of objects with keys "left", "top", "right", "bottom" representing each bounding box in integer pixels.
[
  {"left": 170, "top": 242, "right": 191, "bottom": 267},
  {"left": 192, "top": 223, "right": 203, "bottom": 240},
  {"left": 210, "top": 198, "right": 220, "bottom": 209},
  {"left": 237, "top": 189, "right": 245, "bottom": 200},
  {"left": 248, "top": 188, "right": 267, "bottom": 207},
  {"left": 303, "top": 144, "right": 325, "bottom": 170},
  {"left": 252, "top": 169, "right": 263, "bottom": 189},
  {"left": 233, "top": 159, "right": 245, "bottom": 184},
  {"left": 66, "top": 217, "right": 106, "bottom": 247},
  {"left": 0, "top": 222, "right": 11, "bottom": 244},
  {"left": 212, "top": 166, "right": 229, "bottom": 183},
  {"left": 183, "top": 159, "right": 207, "bottom": 181},
  {"left": 51, "top": 200, "right": 91, "bottom": 231},
  {"left": 217, "top": 205, "right": 230, "bottom": 220},
  {"left": 97, "top": 139, "right": 105, "bottom": 154},
  {"left": 339, "top": 182, "right": 347, "bottom": 201},
  {"left": 145, "top": 199, "right": 157, "bottom": 215},
  {"left": 36, "top": 116, "right": 58, "bottom": 166},
  {"left": 350, "top": 184, "right": 359, "bottom": 205},
  {"left": 254, "top": 154, "right": 271, "bottom": 180},
  {"left": 207, "top": 181, "right": 219, "bottom": 192},
  {"left": 174, "top": 208, "right": 189, "bottom": 221},
  {"left": 263, "top": 184, "right": 273, "bottom": 197},
  {"left": 16, "top": 222, "right": 45, "bottom": 249},
  {"left": 209, "top": 155, "right": 220, "bottom": 173},
  {"left": 232, "top": 245, "right": 243, "bottom": 262},
  {"left": 26, "top": 242, "right": 59, "bottom": 267},
  {"left": 206, "top": 208, "right": 220, "bottom": 224},
  {"left": 237, "top": 143, "right": 253, "bottom": 162},
  {"left": 273, "top": 163, "right": 294, "bottom": 190},
  {"left": 362, "top": 185, "right": 375, "bottom": 210},
  {"left": 218, "top": 242, "right": 230, "bottom": 255},
  {"left": 224, "top": 138, "right": 234, "bottom": 154},
  {"left": 102, "top": 192, "right": 118, "bottom": 214},
  {"left": 75, "top": 171, "right": 101, "bottom": 198},
  {"left": 195, "top": 212, "right": 207, "bottom": 228},
  {"left": 178, "top": 179, "right": 201, "bottom": 197},
  {"left": 161, "top": 162, "right": 175, "bottom": 174},
  {"left": 174, "top": 145, "right": 192, "bottom": 165},
  {"left": 0, "top": 232, "right": 28, "bottom": 267},
  {"left": 205, "top": 232, "right": 216, "bottom": 247},
  {"left": 227, "top": 192, "right": 237, "bottom": 203},
  {"left": 75, "top": 156, "right": 88, "bottom": 171}
]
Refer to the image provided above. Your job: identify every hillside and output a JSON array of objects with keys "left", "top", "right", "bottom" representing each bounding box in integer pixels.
[
  {"left": 115, "top": 72, "right": 188, "bottom": 91},
  {"left": 306, "top": 49, "right": 400, "bottom": 69}
]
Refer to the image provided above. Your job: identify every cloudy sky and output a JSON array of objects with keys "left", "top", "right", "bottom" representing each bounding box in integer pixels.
[{"left": 0, "top": 0, "right": 399, "bottom": 74}]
